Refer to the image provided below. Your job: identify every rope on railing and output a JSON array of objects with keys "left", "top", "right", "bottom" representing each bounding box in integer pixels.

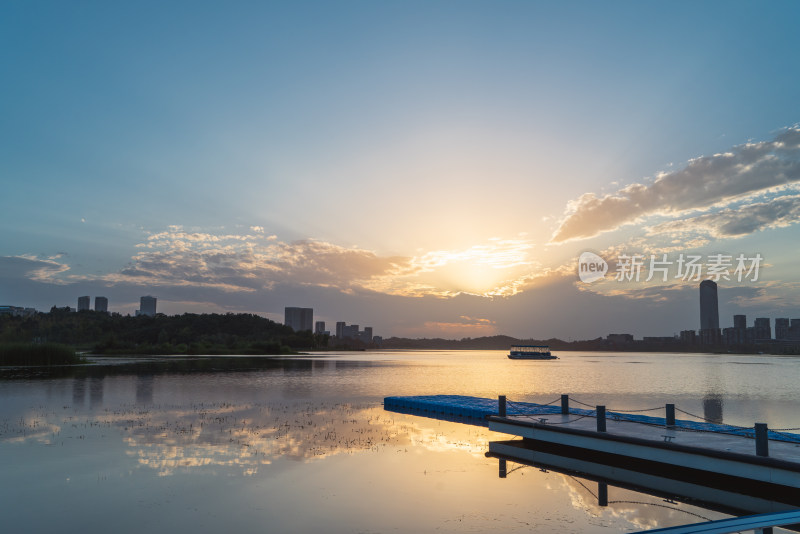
[
  {"left": 540, "top": 397, "right": 563, "bottom": 406},
  {"left": 504, "top": 398, "right": 800, "bottom": 439}
]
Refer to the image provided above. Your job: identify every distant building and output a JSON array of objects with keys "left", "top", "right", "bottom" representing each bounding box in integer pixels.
[
  {"left": 0, "top": 305, "right": 36, "bottom": 317},
  {"left": 723, "top": 327, "right": 745, "bottom": 345},
  {"left": 680, "top": 330, "right": 697, "bottom": 344},
  {"left": 94, "top": 296, "right": 108, "bottom": 313},
  {"left": 361, "top": 327, "right": 373, "bottom": 343},
  {"left": 726, "top": 314, "right": 747, "bottom": 345},
  {"left": 775, "top": 318, "right": 790, "bottom": 340},
  {"left": 136, "top": 296, "right": 157, "bottom": 317},
  {"left": 745, "top": 326, "right": 756, "bottom": 344},
  {"left": 790, "top": 319, "right": 800, "bottom": 340},
  {"left": 606, "top": 333, "right": 633, "bottom": 344},
  {"left": 77, "top": 296, "right": 90, "bottom": 311},
  {"left": 642, "top": 336, "right": 677, "bottom": 343},
  {"left": 334, "top": 321, "right": 375, "bottom": 343},
  {"left": 315, "top": 321, "right": 326, "bottom": 334},
  {"left": 284, "top": 307, "right": 313, "bottom": 332},
  {"left": 699, "top": 280, "right": 720, "bottom": 344},
  {"left": 754, "top": 317, "right": 771, "bottom": 341}
]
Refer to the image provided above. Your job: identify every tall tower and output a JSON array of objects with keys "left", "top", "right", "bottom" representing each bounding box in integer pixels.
[
  {"left": 699, "top": 280, "right": 719, "bottom": 344},
  {"left": 77, "top": 296, "right": 90, "bottom": 311},
  {"left": 699, "top": 280, "right": 719, "bottom": 330}
]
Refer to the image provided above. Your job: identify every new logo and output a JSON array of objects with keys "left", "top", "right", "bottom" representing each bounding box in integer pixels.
[{"left": 578, "top": 251, "right": 608, "bottom": 283}]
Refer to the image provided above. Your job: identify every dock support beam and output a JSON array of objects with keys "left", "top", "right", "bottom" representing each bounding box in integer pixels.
[
  {"left": 561, "top": 394, "right": 569, "bottom": 415},
  {"left": 666, "top": 404, "right": 675, "bottom": 427},
  {"left": 499, "top": 458, "right": 507, "bottom": 478},
  {"left": 755, "top": 423, "right": 769, "bottom": 457},
  {"left": 498, "top": 395, "right": 506, "bottom": 417},
  {"left": 597, "top": 405, "right": 606, "bottom": 432}
]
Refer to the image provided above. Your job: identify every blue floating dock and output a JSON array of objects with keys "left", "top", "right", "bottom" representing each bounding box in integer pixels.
[
  {"left": 386, "top": 394, "right": 800, "bottom": 505},
  {"left": 383, "top": 395, "right": 800, "bottom": 444}
]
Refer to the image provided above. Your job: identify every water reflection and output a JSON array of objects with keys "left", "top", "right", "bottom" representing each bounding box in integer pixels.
[
  {"left": 703, "top": 393, "right": 724, "bottom": 424},
  {"left": 488, "top": 440, "right": 800, "bottom": 532},
  {"left": 72, "top": 376, "right": 86, "bottom": 407},
  {"left": 89, "top": 376, "right": 104, "bottom": 408},
  {"left": 3, "top": 352, "right": 800, "bottom": 533},
  {"left": 135, "top": 374, "right": 154, "bottom": 404},
  {"left": 1, "top": 400, "right": 490, "bottom": 478}
]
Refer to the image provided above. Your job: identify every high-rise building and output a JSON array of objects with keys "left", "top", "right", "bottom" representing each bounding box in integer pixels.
[
  {"left": 315, "top": 321, "right": 326, "bottom": 334},
  {"left": 699, "top": 280, "right": 720, "bottom": 344},
  {"left": 775, "top": 318, "right": 790, "bottom": 340},
  {"left": 77, "top": 296, "right": 90, "bottom": 311},
  {"left": 336, "top": 321, "right": 346, "bottom": 338},
  {"left": 754, "top": 317, "right": 771, "bottom": 341},
  {"left": 733, "top": 314, "right": 746, "bottom": 329},
  {"left": 94, "top": 296, "right": 108, "bottom": 313},
  {"left": 284, "top": 307, "right": 313, "bottom": 332},
  {"left": 699, "top": 280, "right": 719, "bottom": 330},
  {"left": 137, "top": 296, "right": 157, "bottom": 317}
]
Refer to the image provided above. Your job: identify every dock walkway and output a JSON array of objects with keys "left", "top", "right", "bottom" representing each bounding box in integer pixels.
[{"left": 384, "top": 394, "right": 800, "bottom": 447}]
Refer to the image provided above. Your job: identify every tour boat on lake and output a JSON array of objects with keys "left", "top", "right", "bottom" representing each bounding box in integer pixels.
[{"left": 508, "top": 345, "right": 558, "bottom": 360}]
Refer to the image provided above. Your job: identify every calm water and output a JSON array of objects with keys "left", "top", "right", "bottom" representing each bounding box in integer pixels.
[{"left": 1, "top": 350, "right": 799, "bottom": 533}]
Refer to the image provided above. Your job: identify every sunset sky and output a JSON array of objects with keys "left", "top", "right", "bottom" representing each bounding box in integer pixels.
[{"left": 3, "top": 1, "right": 800, "bottom": 339}]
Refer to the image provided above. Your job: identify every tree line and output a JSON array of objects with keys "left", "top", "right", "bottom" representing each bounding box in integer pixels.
[{"left": 0, "top": 310, "right": 329, "bottom": 355}]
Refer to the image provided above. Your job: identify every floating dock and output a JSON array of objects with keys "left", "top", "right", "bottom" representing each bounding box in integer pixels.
[
  {"left": 384, "top": 394, "right": 800, "bottom": 505},
  {"left": 486, "top": 440, "right": 800, "bottom": 532}
]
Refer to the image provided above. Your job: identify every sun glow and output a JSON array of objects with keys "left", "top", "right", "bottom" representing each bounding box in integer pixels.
[{"left": 406, "top": 239, "right": 540, "bottom": 297}]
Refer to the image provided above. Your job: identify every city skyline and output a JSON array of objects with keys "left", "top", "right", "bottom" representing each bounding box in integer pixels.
[{"left": 3, "top": 2, "right": 800, "bottom": 339}]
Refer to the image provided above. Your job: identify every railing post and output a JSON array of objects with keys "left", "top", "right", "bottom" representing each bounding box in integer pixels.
[
  {"left": 666, "top": 404, "right": 676, "bottom": 427},
  {"left": 561, "top": 394, "right": 569, "bottom": 415},
  {"left": 597, "top": 405, "right": 606, "bottom": 432},
  {"left": 755, "top": 423, "right": 769, "bottom": 457},
  {"left": 598, "top": 483, "right": 608, "bottom": 507},
  {"left": 499, "top": 395, "right": 506, "bottom": 417}
]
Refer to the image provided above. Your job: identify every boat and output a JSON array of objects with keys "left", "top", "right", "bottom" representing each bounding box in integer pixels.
[{"left": 508, "top": 345, "right": 558, "bottom": 360}]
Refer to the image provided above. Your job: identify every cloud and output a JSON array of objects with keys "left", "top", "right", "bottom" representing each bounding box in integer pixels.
[
  {"left": 405, "top": 315, "right": 498, "bottom": 337},
  {"left": 0, "top": 255, "right": 71, "bottom": 284},
  {"left": 647, "top": 194, "right": 800, "bottom": 239},
  {"left": 366, "top": 238, "right": 544, "bottom": 298},
  {"left": 79, "top": 230, "right": 546, "bottom": 300},
  {"left": 551, "top": 127, "right": 800, "bottom": 242},
  {"left": 111, "top": 234, "right": 411, "bottom": 293}
]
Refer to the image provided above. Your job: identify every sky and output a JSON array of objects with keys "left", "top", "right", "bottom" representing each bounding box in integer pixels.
[{"left": 2, "top": 1, "right": 800, "bottom": 339}]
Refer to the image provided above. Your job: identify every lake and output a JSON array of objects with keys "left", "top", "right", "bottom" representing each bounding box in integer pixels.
[{"left": 1, "top": 350, "right": 799, "bottom": 533}]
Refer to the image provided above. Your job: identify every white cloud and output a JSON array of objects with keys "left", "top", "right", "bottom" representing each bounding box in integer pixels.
[
  {"left": 551, "top": 127, "right": 800, "bottom": 242},
  {"left": 647, "top": 194, "right": 800, "bottom": 239},
  {"left": 18, "top": 228, "right": 550, "bottom": 300}
]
